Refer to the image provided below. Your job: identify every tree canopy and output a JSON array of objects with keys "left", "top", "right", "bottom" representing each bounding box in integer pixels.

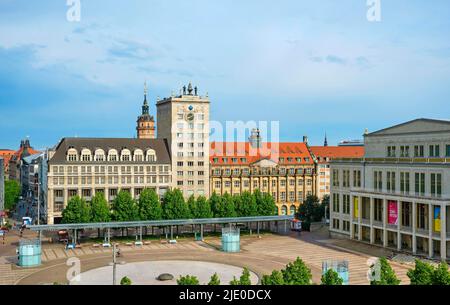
[
  {"left": 162, "top": 189, "right": 191, "bottom": 219},
  {"left": 4, "top": 180, "right": 21, "bottom": 211},
  {"left": 111, "top": 191, "right": 139, "bottom": 222},
  {"left": 321, "top": 269, "right": 343, "bottom": 285},
  {"left": 177, "top": 275, "right": 200, "bottom": 285},
  {"left": 62, "top": 196, "right": 90, "bottom": 224},
  {"left": 90, "top": 192, "right": 111, "bottom": 223},
  {"left": 138, "top": 188, "right": 162, "bottom": 221},
  {"left": 370, "top": 257, "right": 400, "bottom": 285}
]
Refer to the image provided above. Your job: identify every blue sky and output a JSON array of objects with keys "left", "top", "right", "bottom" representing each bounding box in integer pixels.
[{"left": 1, "top": 0, "right": 450, "bottom": 150}]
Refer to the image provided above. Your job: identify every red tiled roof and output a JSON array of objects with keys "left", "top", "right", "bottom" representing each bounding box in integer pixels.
[
  {"left": 210, "top": 142, "right": 314, "bottom": 165},
  {"left": 310, "top": 146, "right": 365, "bottom": 163},
  {"left": 9, "top": 146, "right": 40, "bottom": 163},
  {"left": 0, "top": 149, "right": 15, "bottom": 168}
]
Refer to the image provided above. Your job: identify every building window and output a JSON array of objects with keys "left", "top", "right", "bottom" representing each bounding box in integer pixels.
[
  {"left": 386, "top": 172, "right": 396, "bottom": 193},
  {"left": 343, "top": 195, "right": 350, "bottom": 214},
  {"left": 446, "top": 145, "right": 450, "bottom": 157},
  {"left": 387, "top": 146, "right": 396, "bottom": 157},
  {"left": 414, "top": 145, "right": 424, "bottom": 157},
  {"left": 289, "top": 191, "right": 295, "bottom": 202},
  {"left": 415, "top": 173, "right": 425, "bottom": 196},
  {"left": 332, "top": 194, "right": 340, "bottom": 213},
  {"left": 332, "top": 219, "right": 340, "bottom": 230},
  {"left": 343, "top": 221, "right": 350, "bottom": 232},
  {"left": 353, "top": 170, "right": 361, "bottom": 188},
  {"left": 429, "top": 145, "right": 440, "bottom": 157},
  {"left": 342, "top": 170, "right": 350, "bottom": 188},
  {"left": 332, "top": 170, "right": 339, "bottom": 187},
  {"left": 374, "top": 171, "right": 382, "bottom": 191},
  {"left": 431, "top": 173, "right": 442, "bottom": 197},
  {"left": 400, "top": 172, "right": 410, "bottom": 194},
  {"left": 400, "top": 146, "right": 410, "bottom": 157},
  {"left": 215, "top": 181, "right": 221, "bottom": 189}
]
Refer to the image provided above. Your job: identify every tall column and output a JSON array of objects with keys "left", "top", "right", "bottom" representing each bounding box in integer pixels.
[
  {"left": 358, "top": 196, "right": 362, "bottom": 241},
  {"left": 412, "top": 201, "right": 417, "bottom": 254},
  {"left": 349, "top": 195, "right": 354, "bottom": 239},
  {"left": 370, "top": 197, "right": 375, "bottom": 244},
  {"left": 397, "top": 201, "right": 402, "bottom": 251},
  {"left": 382, "top": 198, "right": 388, "bottom": 247},
  {"left": 440, "top": 204, "right": 447, "bottom": 261},
  {"left": 428, "top": 203, "right": 434, "bottom": 259}
]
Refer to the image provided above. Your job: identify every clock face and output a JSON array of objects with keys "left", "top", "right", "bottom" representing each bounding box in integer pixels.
[{"left": 186, "top": 113, "right": 194, "bottom": 121}]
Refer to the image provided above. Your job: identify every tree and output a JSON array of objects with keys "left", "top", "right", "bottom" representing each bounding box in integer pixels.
[
  {"left": 62, "top": 196, "right": 90, "bottom": 224},
  {"left": 120, "top": 276, "right": 132, "bottom": 285},
  {"left": 370, "top": 257, "right": 400, "bottom": 285},
  {"left": 209, "top": 192, "right": 224, "bottom": 218},
  {"left": 261, "top": 270, "right": 285, "bottom": 285},
  {"left": 239, "top": 267, "right": 252, "bottom": 285},
  {"left": 111, "top": 191, "right": 139, "bottom": 221},
  {"left": 177, "top": 275, "right": 200, "bottom": 285},
  {"left": 296, "top": 195, "right": 324, "bottom": 231},
  {"left": 281, "top": 257, "right": 312, "bottom": 285},
  {"left": 138, "top": 188, "right": 162, "bottom": 221},
  {"left": 187, "top": 195, "right": 197, "bottom": 218},
  {"left": 235, "top": 192, "right": 257, "bottom": 217},
  {"left": 90, "top": 192, "right": 111, "bottom": 223},
  {"left": 407, "top": 260, "right": 434, "bottom": 285},
  {"left": 431, "top": 262, "right": 450, "bottom": 285},
  {"left": 256, "top": 191, "right": 277, "bottom": 216},
  {"left": 222, "top": 193, "right": 237, "bottom": 218},
  {"left": 194, "top": 196, "right": 213, "bottom": 219},
  {"left": 162, "top": 189, "right": 191, "bottom": 220},
  {"left": 208, "top": 273, "right": 221, "bottom": 285},
  {"left": 321, "top": 269, "right": 343, "bottom": 285},
  {"left": 4, "top": 180, "right": 20, "bottom": 210}
]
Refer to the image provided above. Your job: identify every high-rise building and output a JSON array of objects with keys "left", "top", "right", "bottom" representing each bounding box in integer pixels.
[
  {"left": 157, "top": 83, "right": 210, "bottom": 198},
  {"left": 136, "top": 82, "right": 156, "bottom": 139},
  {"left": 330, "top": 118, "right": 450, "bottom": 260}
]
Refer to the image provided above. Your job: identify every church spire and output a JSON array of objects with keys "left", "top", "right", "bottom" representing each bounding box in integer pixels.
[
  {"left": 142, "top": 81, "right": 149, "bottom": 115},
  {"left": 324, "top": 133, "right": 328, "bottom": 147}
]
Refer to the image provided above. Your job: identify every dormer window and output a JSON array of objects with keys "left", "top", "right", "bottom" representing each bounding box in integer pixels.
[{"left": 67, "top": 148, "right": 78, "bottom": 162}]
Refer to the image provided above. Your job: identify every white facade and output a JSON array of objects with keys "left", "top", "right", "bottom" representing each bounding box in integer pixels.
[
  {"left": 157, "top": 85, "right": 210, "bottom": 198},
  {"left": 330, "top": 119, "right": 450, "bottom": 261}
]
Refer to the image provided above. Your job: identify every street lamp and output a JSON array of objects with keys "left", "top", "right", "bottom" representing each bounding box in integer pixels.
[{"left": 109, "top": 243, "right": 126, "bottom": 285}]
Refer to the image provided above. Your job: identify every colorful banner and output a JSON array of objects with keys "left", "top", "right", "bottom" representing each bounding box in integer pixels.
[
  {"left": 434, "top": 207, "right": 441, "bottom": 232},
  {"left": 353, "top": 197, "right": 359, "bottom": 218},
  {"left": 388, "top": 201, "right": 399, "bottom": 225}
]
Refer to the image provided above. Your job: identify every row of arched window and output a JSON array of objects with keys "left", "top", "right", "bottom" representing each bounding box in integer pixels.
[
  {"left": 280, "top": 205, "right": 297, "bottom": 216},
  {"left": 66, "top": 148, "right": 157, "bottom": 162}
]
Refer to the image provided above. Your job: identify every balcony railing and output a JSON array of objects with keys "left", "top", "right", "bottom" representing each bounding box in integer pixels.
[
  {"left": 416, "top": 228, "right": 429, "bottom": 236},
  {"left": 361, "top": 218, "right": 370, "bottom": 225},
  {"left": 386, "top": 223, "right": 398, "bottom": 230},
  {"left": 401, "top": 226, "right": 413, "bottom": 233}
]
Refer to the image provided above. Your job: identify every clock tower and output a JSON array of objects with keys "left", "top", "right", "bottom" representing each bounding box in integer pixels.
[
  {"left": 156, "top": 83, "right": 210, "bottom": 198},
  {"left": 137, "top": 82, "right": 156, "bottom": 139}
]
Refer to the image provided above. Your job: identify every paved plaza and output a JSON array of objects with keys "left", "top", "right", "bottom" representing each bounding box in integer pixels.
[
  {"left": 71, "top": 260, "right": 259, "bottom": 285},
  {"left": 0, "top": 231, "right": 413, "bottom": 285}
]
